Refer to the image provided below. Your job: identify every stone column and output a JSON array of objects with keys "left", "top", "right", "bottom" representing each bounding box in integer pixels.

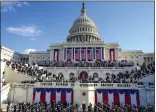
[
  {"left": 95, "top": 47, "right": 96, "bottom": 61},
  {"left": 104, "top": 48, "right": 106, "bottom": 60},
  {"left": 86, "top": 47, "right": 87, "bottom": 61},
  {"left": 80, "top": 47, "right": 82, "bottom": 61},
  {"left": 66, "top": 48, "right": 67, "bottom": 61},
  {"left": 100, "top": 47, "right": 102, "bottom": 60},
  {"left": 63, "top": 48, "right": 65, "bottom": 61},
  {"left": 92, "top": 47, "right": 94, "bottom": 61}
]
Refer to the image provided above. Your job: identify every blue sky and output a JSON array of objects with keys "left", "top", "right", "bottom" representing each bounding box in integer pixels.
[{"left": 1, "top": 2, "right": 154, "bottom": 54}]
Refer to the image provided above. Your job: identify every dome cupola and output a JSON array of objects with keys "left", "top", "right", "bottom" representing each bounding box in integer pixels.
[{"left": 67, "top": 2, "right": 101, "bottom": 43}]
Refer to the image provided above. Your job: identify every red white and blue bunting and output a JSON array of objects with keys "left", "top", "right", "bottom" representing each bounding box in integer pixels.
[
  {"left": 95, "top": 89, "right": 140, "bottom": 107},
  {"left": 32, "top": 88, "right": 73, "bottom": 104}
]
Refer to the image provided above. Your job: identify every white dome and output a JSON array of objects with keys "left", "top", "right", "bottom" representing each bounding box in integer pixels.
[
  {"left": 73, "top": 15, "right": 96, "bottom": 28},
  {"left": 67, "top": 3, "right": 101, "bottom": 43}
]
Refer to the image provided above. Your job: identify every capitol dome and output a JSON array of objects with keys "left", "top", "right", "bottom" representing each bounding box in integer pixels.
[{"left": 67, "top": 2, "right": 101, "bottom": 43}]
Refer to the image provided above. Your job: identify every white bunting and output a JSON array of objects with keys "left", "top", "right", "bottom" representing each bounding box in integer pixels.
[
  {"left": 35, "top": 91, "right": 41, "bottom": 103},
  {"left": 46, "top": 92, "right": 51, "bottom": 104}
]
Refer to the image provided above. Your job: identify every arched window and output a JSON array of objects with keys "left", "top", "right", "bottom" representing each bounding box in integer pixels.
[
  {"left": 58, "top": 72, "right": 64, "bottom": 78},
  {"left": 69, "top": 72, "right": 75, "bottom": 78},
  {"left": 93, "top": 72, "right": 98, "bottom": 78},
  {"left": 105, "top": 73, "right": 110, "bottom": 76}
]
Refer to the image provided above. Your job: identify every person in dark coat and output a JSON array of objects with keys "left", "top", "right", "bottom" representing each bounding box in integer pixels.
[{"left": 82, "top": 102, "right": 86, "bottom": 112}]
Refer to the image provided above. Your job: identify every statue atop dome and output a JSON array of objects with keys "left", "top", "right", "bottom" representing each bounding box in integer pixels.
[
  {"left": 67, "top": 2, "right": 101, "bottom": 43},
  {"left": 81, "top": 2, "right": 86, "bottom": 16}
]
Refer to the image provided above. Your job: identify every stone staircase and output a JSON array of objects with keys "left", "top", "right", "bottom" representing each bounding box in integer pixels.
[{"left": 4, "top": 67, "right": 33, "bottom": 83}]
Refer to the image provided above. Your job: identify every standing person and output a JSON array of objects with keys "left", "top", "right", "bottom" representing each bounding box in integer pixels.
[
  {"left": 13, "top": 104, "right": 17, "bottom": 112},
  {"left": 82, "top": 102, "right": 86, "bottom": 112},
  {"left": 7, "top": 101, "right": 10, "bottom": 112}
]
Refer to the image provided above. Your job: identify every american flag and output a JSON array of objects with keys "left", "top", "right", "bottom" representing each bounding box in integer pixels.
[
  {"left": 96, "top": 48, "right": 101, "bottom": 60},
  {"left": 102, "top": 48, "right": 104, "bottom": 60},
  {"left": 84, "top": 48, "right": 86, "bottom": 60},
  {"left": 54, "top": 50, "right": 58, "bottom": 61},
  {"left": 77, "top": 48, "right": 80, "bottom": 60},
  {"left": 110, "top": 49, "right": 115, "bottom": 61},
  {"left": 75, "top": 49, "right": 77, "bottom": 60},
  {"left": 96, "top": 49, "right": 99, "bottom": 60},
  {"left": 81, "top": 48, "right": 86, "bottom": 60},
  {"left": 87, "top": 49, "right": 90, "bottom": 60},
  {"left": 90, "top": 49, "right": 93, "bottom": 60},
  {"left": 67, "top": 49, "right": 70, "bottom": 60},
  {"left": 75, "top": 48, "right": 80, "bottom": 61},
  {"left": 98, "top": 48, "right": 101, "bottom": 60},
  {"left": 69, "top": 49, "right": 72, "bottom": 60},
  {"left": 87, "top": 48, "right": 92, "bottom": 61},
  {"left": 64, "top": 49, "right": 66, "bottom": 60}
]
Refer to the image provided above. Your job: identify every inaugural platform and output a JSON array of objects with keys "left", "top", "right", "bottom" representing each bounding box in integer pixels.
[{"left": 1, "top": 2, "right": 155, "bottom": 112}]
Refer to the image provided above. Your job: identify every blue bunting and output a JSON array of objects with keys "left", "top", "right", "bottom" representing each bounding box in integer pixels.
[
  {"left": 33, "top": 88, "right": 73, "bottom": 93},
  {"left": 95, "top": 89, "right": 139, "bottom": 95}
]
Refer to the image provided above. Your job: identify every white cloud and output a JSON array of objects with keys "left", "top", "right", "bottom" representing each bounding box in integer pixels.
[
  {"left": 6, "top": 25, "right": 42, "bottom": 37},
  {"left": 1, "top": 1, "right": 31, "bottom": 12},
  {"left": 24, "top": 49, "right": 36, "bottom": 54},
  {"left": 30, "top": 38, "right": 36, "bottom": 40}
]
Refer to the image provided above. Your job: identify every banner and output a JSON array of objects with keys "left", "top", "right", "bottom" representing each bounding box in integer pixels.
[
  {"left": 95, "top": 89, "right": 140, "bottom": 107},
  {"left": 110, "top": 49, "right": 115, "bottom": 61},
  {"left": 33, "top": 88, "right": 73, "bottom": 104}
]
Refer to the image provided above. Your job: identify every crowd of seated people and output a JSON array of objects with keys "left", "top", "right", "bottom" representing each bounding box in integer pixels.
[
  {"left": 36, "top": 60, "right": 134, "bottom": 67},
  {"left": 6, "top": 101, "right": 79, "bottom": 112},
  {"left": 6, "top": 100, "right": 155, "bottom": 112},
  {"left": 81, "top": 102, "right": 154, "bottom": 112},
  {"left": 20, "top": 62, "right": 155, "bottom": 86},
  {"left": 4, "top": 59, "right": 155, "bottom": 85}
]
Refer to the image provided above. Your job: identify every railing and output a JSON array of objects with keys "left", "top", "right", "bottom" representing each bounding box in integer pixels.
[
  {"left": 44, "top": 67, "right": 128, "bottom": 70},
  {"left": 1, "top": 84, "right": 10, "bottom": 103},
  {"left": 34, "top": 82, "right": 154, "bottom": 89},
  {"left": 62, "top": 104, "right": 79, "bottom": 112}
]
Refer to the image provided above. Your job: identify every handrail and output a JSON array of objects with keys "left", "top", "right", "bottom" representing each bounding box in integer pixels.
[
  {"left": 44, "top": 67, "right": 128, "bottom": 70},
  {"left": 62, "top": 104, "right": 75, "bottom": 112},
  {"left": 1, "top": 84, "right": 10, "bottom": 92}
]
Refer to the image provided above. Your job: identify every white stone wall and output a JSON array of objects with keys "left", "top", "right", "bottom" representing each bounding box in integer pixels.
[
  {"left": 6, "top": 83, "right": 154, "bottom": 106},
  {"left": 29, "top": 52, "right": 50, "bottom": 65},
  {"left": 1, "top": 84, "right": 10, "bottom": 103},
  {"left": 43, "top": 67, "right": 134, "bottom": 80},
  {"left": 118, "top": 50, "right": 144, "bottom": 65},
  {"left": 8, "top": 84, "right": 34, "bottom": 103},
  {"left": 1, "top": 46, "right": 21, "bottom": 62},
  {"left": 1, "top": 61, "right": 6, "bottom": 87},
  {"left": 143, "top": 53, "right": 154, "bottom": 64}
]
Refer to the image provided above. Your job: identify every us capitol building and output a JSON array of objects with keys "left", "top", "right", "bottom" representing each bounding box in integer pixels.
[
  {"left": 0, "top": 3, "right": 154, "bottom": 108},
  {"left": 1, "top": 3, "right": 154, "bottom": 66}
]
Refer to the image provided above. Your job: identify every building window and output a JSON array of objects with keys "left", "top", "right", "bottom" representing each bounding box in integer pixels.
[
  {"left": 119, "top": 57, "right": 121, "bottom": 58},
  {"left": 136, "top": 56, "right": 138, "bottom": 58},
  {"left": 125, "top": 57, "right": 127, "bottom": 58},
  {"left": 131, "top": 56, "right": 133, "bottom": 58}
]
